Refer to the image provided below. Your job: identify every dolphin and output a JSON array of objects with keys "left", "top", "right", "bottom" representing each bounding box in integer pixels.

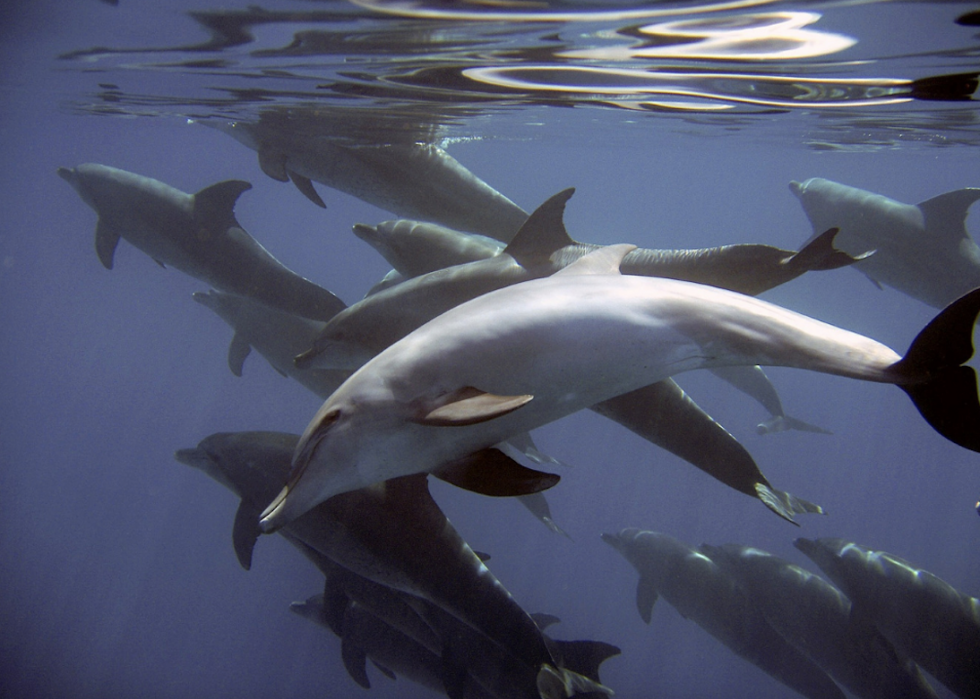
[
  {"left": 790, "top": 177, "right": 980, "bottom": 308},
  {"left": 291, "top": 541, "right": 619, "bottom": 699},
  {"left": 707, "top": 366, "right": 832, "bottom": 435},
  {"left": 176, "top": 431, "right": 609, "bottom": 696},
  {"left": 602, "top": 529, "right": 845, "bottom": 699},
  {"left": 300, "top": 189, "right": 860, "bottom": 370},
  {"left": 261, "top": 243, "right": 980, "bottom": 531},
  {"left": 701, "top": 543, "right": 939, "bottom": 699},
  {"left": 794, "top": 537, "right": 980, "bottom": 699},
  {"left": 57, "top": 163, "right": 345, "bottom": 322},
  {"left": 200, "top": 115, "right": 529, "bottom": 242},
  {"left": 192, "top": 290, "right": 350, "bottom": 399}
]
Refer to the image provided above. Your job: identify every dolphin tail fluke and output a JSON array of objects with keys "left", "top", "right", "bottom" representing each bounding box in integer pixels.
[
  {"left": 755, "top": 483, "right": 826, "bottom": 525},
  {"left": 890, "top": 287, "right": 980, "bottom": 453},
  {"left": 756, "top": 414, "right": 833, "bottom": 435},
  {"left": 787, "top": 226, "right": 872, "bottom": 271},
  {"left": 536, "top": 664, "right": 615, "bottom": 698}
]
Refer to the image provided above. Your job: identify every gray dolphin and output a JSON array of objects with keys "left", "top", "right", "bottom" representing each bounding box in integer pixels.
[
  {"left": 790, "top": 177, "right": 980, "bottom": 308},
  {"left": 261, "top": 243, "right": 980, "bottom": 531},
  {"left": 794, "top": 537, "right": 980, "bottom": 699},
  {"left": 57, "top": 163, "right": 345, "bottom": 322},
  {"left": 201, "top": 116, "right": 529, "bottom": 241},
  {"left": 701, "top": 543, "right": 939, "bottom": 699},
  {"left": 176, "top": 431, "right": 610, "bottom": 696},
  {"left": 302, "top": 189, "right": 859, "bottom": 370},
  {"left": 192, "top": 290, "right": 350, "bottom": 399},
  {"left": 602, "top": 529, "right": 845, "bottom": 699},
  {"left": 707, "top": 366, "right": 832, "bottom": 435}
]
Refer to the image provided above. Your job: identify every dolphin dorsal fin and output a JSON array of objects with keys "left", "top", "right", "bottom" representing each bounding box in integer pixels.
[
  {"left": 918, "top": 188, "right": 980, "bottom": 241},
  {"left": 554, "top": 243, "right": 637, "bottom": 277},
  {"left": 503, "top": 188, "right": 577, "bottom": 265},
  {"left": 193, "top": 180, "right": 252, "bottom": 232}
]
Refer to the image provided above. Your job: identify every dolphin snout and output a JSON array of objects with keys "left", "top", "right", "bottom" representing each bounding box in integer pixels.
[
  {"left": 351, "top": 223, "right": 377, "bottom": 242},
  {"left": 789, "top": 180, "right": 804, "bottom": 198},
  {"left": 57, "top": 167, "right": 77, "bottom": 184}
]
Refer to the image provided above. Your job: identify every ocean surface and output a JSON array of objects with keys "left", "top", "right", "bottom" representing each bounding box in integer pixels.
[{"left": 2, "top": 1, "right": 979, "bottom": 698}]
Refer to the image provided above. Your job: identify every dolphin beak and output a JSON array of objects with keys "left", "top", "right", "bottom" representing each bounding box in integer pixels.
[
  {"left": 788, "top": 180, "right": 804, "bottom": 197},
  {"left": 351, "top": 223, "right": 377, "bottom": 242},
  {"left": 57, "top": 167, "right": 77, "bottom": 185}
]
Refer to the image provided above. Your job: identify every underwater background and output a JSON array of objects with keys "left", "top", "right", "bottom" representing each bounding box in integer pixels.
[{"left": 1, "top": 1, "right": 978, "bottom": 698}]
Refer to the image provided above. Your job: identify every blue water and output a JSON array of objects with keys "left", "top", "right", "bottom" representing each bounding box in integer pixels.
[{"left": 1, "top": 2, "right": 978, "bottom": 698}]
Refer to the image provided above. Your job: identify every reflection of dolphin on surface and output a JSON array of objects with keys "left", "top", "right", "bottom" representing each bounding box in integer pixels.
[
  {"left": 790, "top": 177, "right": 980, "bottom": 308},
  {"left": 177, "top": 431, "right": 611, "bottom": 697},
  {"left": 795, "top": 537, "right": 980, "bottom": 699},
  {"left": 201, "top": 115, "right": 529, "bottom": 242},
  {"left": 602, "top": 529, "right": 845, "bottom": 699},
  {"left": 701, "top": 543, "right": 939, "bottom": 699},
  {"left": 57, "top": 163, "right": 345, "bottom": 322},
  {"left": 261, "top": 241, "right": 980, "bottom": 531}
]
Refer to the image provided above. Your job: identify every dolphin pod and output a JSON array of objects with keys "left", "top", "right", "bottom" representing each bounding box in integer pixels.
[
  {"left": 177, "top": 431, "right": 614, "bottom": 698},
  {"left": 700, "top": 542, "right": 939, "bottom": 699},
  {"left": 58, "top": 163, "right": 346, "bottom": 322},
  {"left": 794, "top": 537, "right": 980, "bottom": 699},
  {"left": 790, "top": 177, "right": 980, "bottom": 308},
  {"left": 261, "top": 241, "right": 980, "bottom": 532},
  {"left": 602, "top": 529, "right": 846, "bottom": 699}
]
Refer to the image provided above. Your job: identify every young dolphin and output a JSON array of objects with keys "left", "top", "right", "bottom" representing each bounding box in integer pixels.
[
  {"left": 790, "top": 177, "right": 980, "bottom": 308},
  {"left": 794, "top": 537, "right": 980, "bottom": 699},
  {"left": 261, "top": 245, "right": 980, "bottom": 532},
  {"left": 57, "top": 163, "right": 345, "bottom": 322}
]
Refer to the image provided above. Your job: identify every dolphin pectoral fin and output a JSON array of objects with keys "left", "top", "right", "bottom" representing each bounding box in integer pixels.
[
  {"left": 433, "top": 448, "right": 560, "bottom": 497},
  {"left": 550, "top": 639, "right": 622, "bottom": 684},
  {"left": 228, "top": 333, "right": 252, "bottom": 377},
  {"left": 287, "top": 170, "right": 326, "bottom": 208},
  {"left": 257, "top": 147, "right": 289, "bottom": 181},
  {"left": 418, "top": 387, "right": 533, "bottom": 427},
  {"left": 891, "top": 287, "right": 980, "bottom": 452},
  {"left": 754, "top": 483, "right": 825, "bottom": 525},
  {"left": 553, "top": 243, "right": 637, "bottom": 277},
  {"left": 438, "top": 641, "right": 470, "bottom": 699},
  {"left": 193, "top": 180, "right": 252, "bottom": 232},
  {"left": 232, "top": 500, "right": 262, "bottom": 570},
  {"left": 94, "top": 220, "right": 121, "bottom": 270},
  {"left": 636, "top": 575, "right": 659, "bottom": 624},
  {"left": 340, "top": 636, "right": 371, "bottom": 689}
]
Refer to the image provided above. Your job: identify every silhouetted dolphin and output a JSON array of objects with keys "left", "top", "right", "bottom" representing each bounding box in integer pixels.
[
  {"left": 794, "top": 537, "right": 980, "bottom": 699},
  {"left": 790, "top": 177, "right": 980, "bottom": 308},
  {"left": 57, "top": 163, "right": 345, "bottom": 322},
  {"left": 602, "top": 529, "right": 845, "bottom": 699},
  {"left": 262, "top": 243, "right": 980, "bottom": 531},
  {"left": 177, "top": 431, "right": 610, "bottom": 696},
  {"left": 701, "top": 543, "right": 939, "bottom": 699},
  {"left": 201, "top": 117, "right": 529, "bottom": 241}
]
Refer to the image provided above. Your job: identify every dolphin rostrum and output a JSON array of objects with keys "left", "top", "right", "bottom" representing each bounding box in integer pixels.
[
  {"left": 58, "top": 163, "right": 345, "bottom": 322},
  {"left": 794, "top": 537, "right": 980, "bottom": 699},
  {"left": 602, "top": 529, "right": 845, "bottom": 699},
  {"left": 261, "top": 243, "right": 980, "bottom": 531},
  {"left": 790, "top": 177, "right": 980, "bottom": 308}
]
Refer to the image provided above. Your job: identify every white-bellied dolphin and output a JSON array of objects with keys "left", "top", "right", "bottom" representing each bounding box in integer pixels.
[
  {"left": 701, "top": 543, "right": 939, "bottom": 699},
  {"left": 57, "top": 163, "right": 345, "bottom": 322},
  {"left": 790, "top": 177, "right": 980, "bottom": 308},
  {"left": 261, "top": 242, "right": 980, "bottom": 531},
  {"left": 177, "top": 431, "right": 611, "bottom": 697},
  {"left": 602, "top": 529, "right": 845, "bottom": 699},
  {"left": 794, "top": 537, "right": 980, "bottom": 699},
  {"left": 200, "top": 115, "right": 529, "bottom": 242}
]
